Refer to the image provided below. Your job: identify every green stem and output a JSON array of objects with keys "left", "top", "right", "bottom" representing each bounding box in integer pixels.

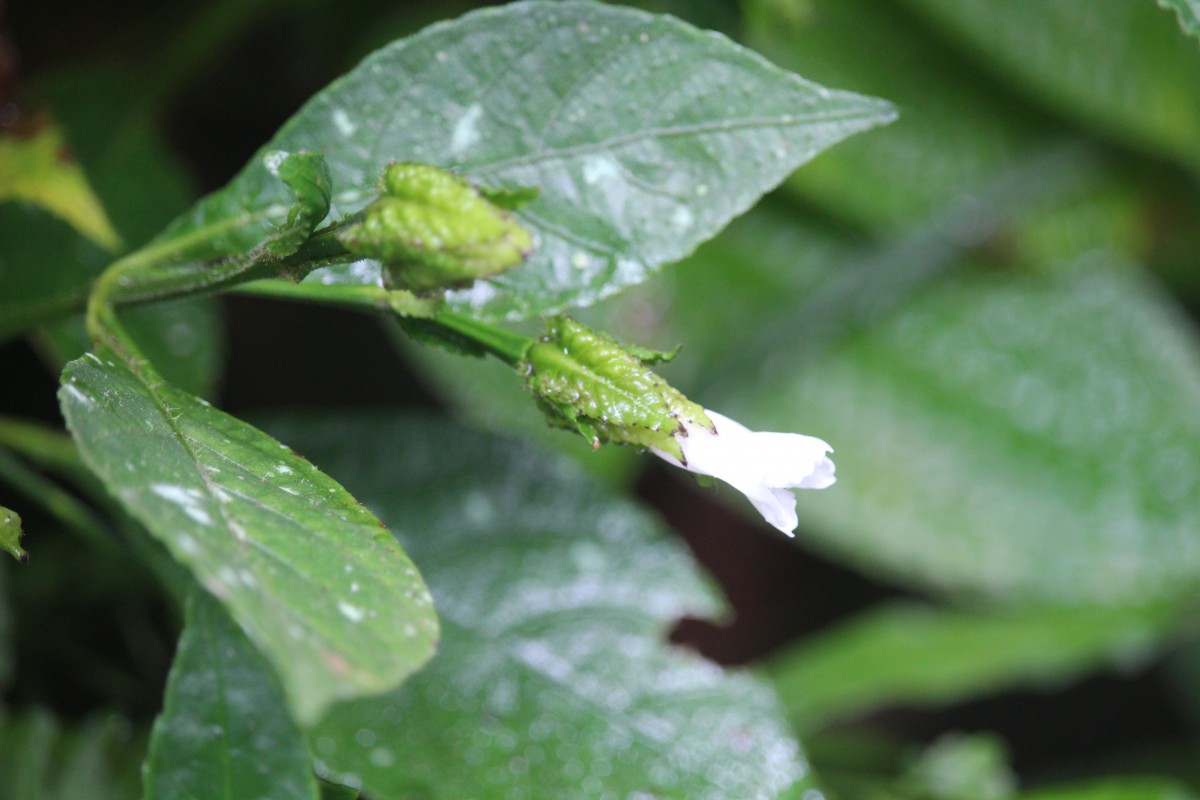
[
  {"left": 85, "top": 219, "right": 355, "bottom": 368},
  {"left": 232, "top": 280, "right": 533, "bottom": 365},
  {"left": 433, "top": 311, "right": 532, "bottom": 365}
]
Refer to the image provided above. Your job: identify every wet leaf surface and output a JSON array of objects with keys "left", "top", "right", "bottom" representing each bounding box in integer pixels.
[{"left": 266, "top": 413, "right": 817, "bottom": 800}]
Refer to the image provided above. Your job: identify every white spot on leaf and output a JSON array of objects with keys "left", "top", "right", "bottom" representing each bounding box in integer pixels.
[
  {"left": 332, "top": 109, "right": 357, "bottom": 137},
  {"left": 450, "top": 103, "right": 484, "bottom": 155},
  {"left": 338, "top": 601, "right": 365, "bottom": 622}
]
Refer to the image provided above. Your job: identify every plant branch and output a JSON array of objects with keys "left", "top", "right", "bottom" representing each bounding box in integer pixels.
[{"left": 232, "top": 280, "right": 533, "bottom": 365}]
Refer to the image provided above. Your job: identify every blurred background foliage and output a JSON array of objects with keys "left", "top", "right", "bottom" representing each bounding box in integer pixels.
[{"left": 4, "top": 0, "right": 1200, "bottom": 797}]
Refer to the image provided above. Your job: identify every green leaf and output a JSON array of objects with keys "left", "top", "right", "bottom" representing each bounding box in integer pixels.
[
  {"left": 144, "top": 589, "right": 319, "bottom": 800},
  {"left": 722, "top": 254, "right": 1200, "bottom": 605},
  {"left": 1019, "top": 777, "right": 1198, "bottom": 800},
  {"left": 0, "top": 120, "right": 121, "bottom": 251},
  {"left": 742, "top": 0, "right": 1055, "bottom": 232},
  {"left": 264, "top": 413, "right": 817, "bottom": 800},
  {"left": 269, "top": 151, "right": 334, "bottom": 255},
  {"left": 0, "top": 70, "right": 198, "bottom": 342},
  {"left": 0, "top": 711, "right": 144, "bottom": 800},
  {"left": 156, "top": 0, "right": 894, "bottom": 320},
  {"left": 769, "top": 602, "right": 1176, "bottom": 731},
  {"left": 0, "top": 504, "right": 24, "bottom": 562},
  {"left": 59, "top": 355, "right": 439, "bottom": 725},
  {"left": 1158, "top": 0, "right": 1200, "bottom": 41},
  {"left": 898, "top": 0, "right": 1200, "bottom": 171}
]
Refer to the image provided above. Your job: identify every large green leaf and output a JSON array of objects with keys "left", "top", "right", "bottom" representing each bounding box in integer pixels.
[
  {"left": 768, "top": 602, "right": 1176, "bottom": 731},
  {"left": 735, "top": 255, "right": 1200, "bottom": 604},
  {"left": 1158, "top": 0, "right": 1200, "bottom": 41},
  {"left": 144, "top": 590, "right": 319, "bottom": 800},
  {"left": 155, "top": 0, "right": 893, "bottom": 320},
  {"left": 59, "top": 355, "right": 438, "bottom": 725},
  {"left": 899, "top": 0, "right": 1200, "bottom": 171},
  {"left": 265, "top": 414, "right": 817, "bottom": 800}
]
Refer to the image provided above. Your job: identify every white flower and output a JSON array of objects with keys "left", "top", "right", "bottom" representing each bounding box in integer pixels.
[{"left": 652, "top": 409, "right": 835, "bottom": 536}]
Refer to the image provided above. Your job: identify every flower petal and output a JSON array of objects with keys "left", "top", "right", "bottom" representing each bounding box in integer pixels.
[{"left": 651, "top": 408, "right": 835, "bottom": 535}]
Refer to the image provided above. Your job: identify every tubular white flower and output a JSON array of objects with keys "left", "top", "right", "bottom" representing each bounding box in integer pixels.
[{"left": 652, "top": 410, "right": 835, "bottom": 536}]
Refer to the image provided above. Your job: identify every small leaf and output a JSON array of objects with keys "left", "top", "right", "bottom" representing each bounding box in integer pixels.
[
  {"left": 267, "top": 413, "right": 818, "bottom": 800},
  {"left": 0, "top": 119, "right": 121, "bottom": 251},
  {"left": 144, "top": 589, "right": 320, "bottom": 800},
  {"left": 1158, "top": 0, "right": 1200, "bottom": 41},
  {"left": 264, "top": 150, "right": 333, "bottom": 258},
  {"left": 0, "top": 504, "right": 25, "bottom": 562},
  {"left": 59, "top": 354, "right": 439, "bottom": 725},
  {"left": 152, "top": 0, "right": 894, "bottom": 320}
]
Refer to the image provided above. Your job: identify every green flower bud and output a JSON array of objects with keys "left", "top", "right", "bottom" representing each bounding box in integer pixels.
[
  {"left": 520, "top": 316, "right": 712, "bottom": 462},
  {"left": 338, "top": 162, "right": 535, "bottom": 293}
]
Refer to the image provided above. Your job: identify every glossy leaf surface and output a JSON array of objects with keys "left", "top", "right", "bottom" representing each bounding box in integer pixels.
[
  {"left": 144, "top": 590, "right": 319, "bottom": 800},
  {"left": 59, "top": 355, "right": 438, "bottom": 724},
  {"left": 158, "top": 0, "right": 893, "bottom": 320},
  {"left": 769, "top": 602, "right": 1176, "bottom": 730},
  {"left": 264, "top": 414, "right": 816, "bottom": 800}
]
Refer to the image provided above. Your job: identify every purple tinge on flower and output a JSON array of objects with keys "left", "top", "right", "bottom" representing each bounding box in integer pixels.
[{"left": 651, "top": 409, "right": 835, "bottom": 536}]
